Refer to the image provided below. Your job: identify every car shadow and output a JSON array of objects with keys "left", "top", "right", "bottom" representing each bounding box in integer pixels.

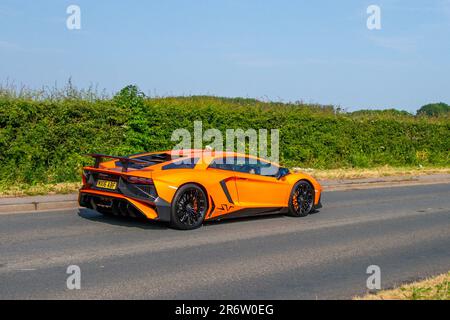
[
  {"left": 78, "top": 208, "right": 321, "bottom": 230},
  {"left": 204, "top": 208, "right": 321, "bottom": 227},
  {"left": 203, "top": 213, "right": 286, "bottom": 227},
  {"left": 77, "top": 208, "right": 169, "bottom": 230}
]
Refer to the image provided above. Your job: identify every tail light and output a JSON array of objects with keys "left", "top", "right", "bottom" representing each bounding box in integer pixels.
[
  {"left": 124, "top": 176, "right": 157, "bottom": 199},
  {"left": 125, "top": 176, "right": 154, "bottom": 185},
  {"left": 82, "top": 170, "right": 91, "bottom": 186}
]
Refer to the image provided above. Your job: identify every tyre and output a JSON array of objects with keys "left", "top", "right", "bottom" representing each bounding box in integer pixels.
[
  {"left": 170, "top": 184, "right": 208, "bottom": 230},
  {"left": 287, "top": 180, "right": 315, "bottom": 217}
]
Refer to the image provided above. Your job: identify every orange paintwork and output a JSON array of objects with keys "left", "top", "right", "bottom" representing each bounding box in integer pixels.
[{"left": 79, "top": 149, "right": 322, "bottom": 221}]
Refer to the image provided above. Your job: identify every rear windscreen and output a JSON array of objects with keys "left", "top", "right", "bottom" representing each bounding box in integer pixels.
[
  {"left": 115, "top": 153, "right": 177, "bottom": 169},
  {"left": 134, "top": 153, "right": 172, "bottom": 163}
]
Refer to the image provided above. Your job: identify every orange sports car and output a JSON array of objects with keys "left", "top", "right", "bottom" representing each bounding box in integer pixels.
[{"left": 79, "top": 150, "right": 322, "bottom": 230}]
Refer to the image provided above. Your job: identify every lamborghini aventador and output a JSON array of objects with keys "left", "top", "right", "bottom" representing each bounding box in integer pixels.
[{"left": 79, "top": 150, "right": 322, "bottom": 229}]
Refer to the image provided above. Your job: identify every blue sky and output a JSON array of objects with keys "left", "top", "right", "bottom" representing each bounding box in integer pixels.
[{"left": 0, "top": 0, "right": 449, "bottom": 112}]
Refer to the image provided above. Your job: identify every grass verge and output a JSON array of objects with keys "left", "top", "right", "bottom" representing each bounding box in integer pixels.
[
  {"left": 295, "top": 166, "right": 450, "bottom": 180},
  {"left": 356, "top": 272, "right": 450, "bottom": 300},
  {"left": 0, "top": 166, "right": 448, "bottom": 197},
  {"left": 0, "top": 182, "right": 82, "bottom": 198}
]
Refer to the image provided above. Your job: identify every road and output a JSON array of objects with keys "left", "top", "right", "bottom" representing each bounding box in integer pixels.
[{"left": 0, "top": 183, "right": 449, "bottom": 299}]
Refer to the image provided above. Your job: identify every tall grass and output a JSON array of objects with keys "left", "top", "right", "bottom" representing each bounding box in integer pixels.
[{"left": 0, "top": 78, "right": 109, "bottom": 102}]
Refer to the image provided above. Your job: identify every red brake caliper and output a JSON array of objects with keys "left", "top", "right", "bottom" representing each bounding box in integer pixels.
[{"left": 193, "top": 198, "right": 198, "bottom": 213}]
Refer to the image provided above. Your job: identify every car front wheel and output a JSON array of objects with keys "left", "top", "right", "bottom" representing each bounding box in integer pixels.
[{"left": 287, "top": 180, "right": 315, "bottom": 217}]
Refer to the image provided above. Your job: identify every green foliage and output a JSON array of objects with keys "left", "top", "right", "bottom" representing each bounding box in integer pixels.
[
  {"left": 417, "top": 102, "right": 450, "bottom": 117},
  {"left": 403, "top": 279, "right": 450, "bottom": 300},
  {"left": 351, "top": 109, "right": 413, "bottom": 117},
  {"left": 0, "top": 87, "right": 449, "bottom": 187}
]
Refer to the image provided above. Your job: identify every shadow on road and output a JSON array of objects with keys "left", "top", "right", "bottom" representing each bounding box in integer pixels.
[
  {"left": 77, "top": 208, "right": 169, "bottom": 230},
  {"left": 203, "top": 209, "right": 321, "bottom": 228},
  {"left": 203, "top": 213, "right": 287, "bottom": 227},
  {"left": 78, "top": 208, "right": 321, "bottom": 230}
]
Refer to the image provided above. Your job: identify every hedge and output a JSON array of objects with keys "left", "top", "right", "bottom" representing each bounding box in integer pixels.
[{"left": 0, "top": 86, "right": 448, "bottom": 186}]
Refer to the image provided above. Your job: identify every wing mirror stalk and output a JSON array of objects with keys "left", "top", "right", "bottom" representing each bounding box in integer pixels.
[{"left": 277, "top": 167, "right": 290, "bottom": 180}]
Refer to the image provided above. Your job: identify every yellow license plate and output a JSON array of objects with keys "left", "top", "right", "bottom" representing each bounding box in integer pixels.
[{"left": 96, "top": 180, "right": 117, "bottom": 190}]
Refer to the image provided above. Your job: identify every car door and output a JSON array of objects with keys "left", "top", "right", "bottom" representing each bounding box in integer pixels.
[
  {"left": 234, "top": 157, "right": 291, "bottom": 208},
  {"left": 206, "top": 156, "right": 239, "bottom": 209}
]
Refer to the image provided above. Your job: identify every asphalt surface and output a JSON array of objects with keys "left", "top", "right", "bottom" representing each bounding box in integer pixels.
[{"left": 0, "top": 183, "right": 449, "bottom": 299}]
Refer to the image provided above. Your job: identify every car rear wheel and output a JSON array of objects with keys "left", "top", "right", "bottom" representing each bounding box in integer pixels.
[
  {"left": 287, "top": 180, "right": 315, "bottom": 217},
  {"left": 170, "top": 184, "right": 208, "bottom": 230}
]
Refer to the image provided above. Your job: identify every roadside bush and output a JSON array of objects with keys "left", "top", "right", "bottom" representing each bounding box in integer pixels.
[
  {"left": 417, "top": 102, "right": 450, "bottom": 117},
  {"left": 0, "top": 86, "right": 448, "bottom": 186}
]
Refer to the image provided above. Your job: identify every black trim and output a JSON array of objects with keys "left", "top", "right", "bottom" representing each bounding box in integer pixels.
[
  {"left": 208, "top": 196, "right": 216, "bottom": 217},
  {"left": 314, "top": 194, "right": 323, "bottom": 210},
  {"left": 219, "top": 179, "right": 234, "bottom": 204},
  {"left": 118, "top": 177, "right": 158, "bottom": 202},
  {"left": 84, "top": 170, "right": 158, "bottom": 203},
  {"left": 85, "top": 154, "right": 153, "bottom": 172},
  {"left": 78, "top": 193, "right": 147, "bottom": 219},
  {"left": 209, "top": 207, "right": 288, "bottom": 221},
  {"left": 154, "top": 197, "right": 171, "bottom": 222},
  {"left": 79, "top": 192, "right": 172, "bottom": 222}
]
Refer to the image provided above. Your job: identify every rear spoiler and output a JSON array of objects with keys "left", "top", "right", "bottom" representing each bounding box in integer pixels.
[{"left": 85, "top": 154, "right": 152, "bottom": 172}]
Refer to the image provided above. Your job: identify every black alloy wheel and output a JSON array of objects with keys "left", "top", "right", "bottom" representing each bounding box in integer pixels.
[{"left": 288, "top": 180, "right": 315, "bottom": 217}]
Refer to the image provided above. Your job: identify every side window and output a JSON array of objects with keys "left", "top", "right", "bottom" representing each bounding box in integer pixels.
[
  {"left": 235, "top": 158, "right": 279, "bottom": 177},
  {"left": 258, "top": 159, "right": 279, "bottom": 177},
  {"left": 208, "top": 157, "right": 279, "bottom": 177},
  {"left": 208, "top": 156, "right": 250, "bottom": 172},
  {"left": 162, "top": 157, "right": 199, "bottom": 170},
  {"left": 208, "top": 157, "right": 235, "bottom": 171},
  {"left": 232, "top": 157, "right": 250, "bottom": 174}
]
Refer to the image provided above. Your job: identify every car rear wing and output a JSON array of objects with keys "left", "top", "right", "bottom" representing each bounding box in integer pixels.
[{"left": 85, "top": 154, "right": 152, "bottom": 172}]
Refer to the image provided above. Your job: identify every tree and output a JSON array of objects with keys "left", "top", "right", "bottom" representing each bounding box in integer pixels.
[{"left": 417, "top": 102, "right": 450, "bottom": 116}]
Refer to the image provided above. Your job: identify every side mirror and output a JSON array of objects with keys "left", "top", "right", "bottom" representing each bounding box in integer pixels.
[{"left": 277, "top": 167, "right": 290, "bottom": 180}]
